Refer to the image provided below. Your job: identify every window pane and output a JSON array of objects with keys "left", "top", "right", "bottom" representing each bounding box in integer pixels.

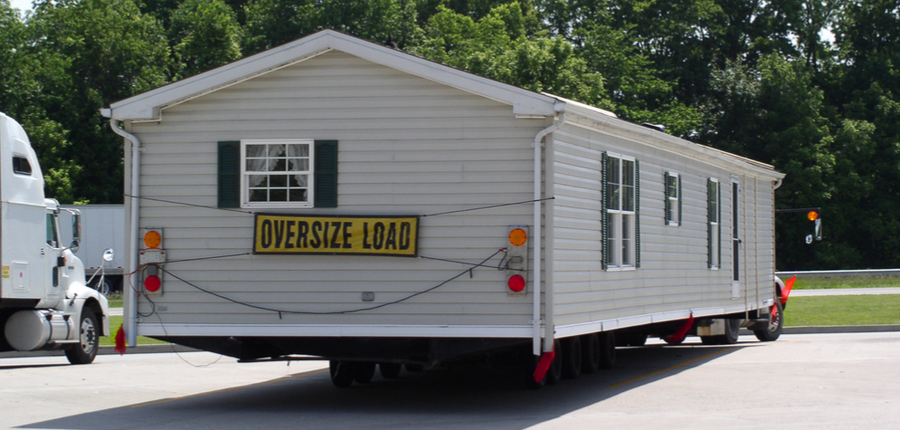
[
  {"left": 607, "top": 213, "right": 618, "bottom": 266},
  {"left": 248, "top": 175, "right": 267, "bottom": 187},
  {"left": 268, "top": 144, "right": 286, "bottom": 157},
  {"left": 288, "top": 144, "right": 309, "bottom": 157},
  {"left": 622, "top": 160, "right": 634, "bottom": 186},
  {"left": 249, "top": 189, "right": 268, "bottom": 202},
  {"left": 288, "top": 159, "right": 309, "bottom": 171},
  {"left": 607, "top": 184, "right": 620, "bottom": 210},
  {"left": 270, "top": 158, "right": 286, "bottom": 172},
  {"left": 270, "top": 189, "right": 287, "bottom": 202},
  {"left": 622, "top": 215, "right": 633, "bottom": 266},
  {"left": 623, "top": 185, "right": 635, "bottom": 212},
  {"left": 289, "top": 174, "right": 309, "bottom": 187},
  {"left": 289, "top": 189, "right": 308, "bottom": 202},
  {"left": 270, "top": 175, "right": 287, "bottom": 187}
]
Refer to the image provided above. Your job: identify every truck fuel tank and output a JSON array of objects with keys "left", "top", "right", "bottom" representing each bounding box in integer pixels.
[{"left": 4, "top": 309, "right": 76, "bottom": 351}]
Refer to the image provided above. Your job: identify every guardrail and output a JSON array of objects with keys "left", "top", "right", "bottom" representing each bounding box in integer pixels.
[{"left": 776, "top": 269, "right": 900, "bottom": 278}]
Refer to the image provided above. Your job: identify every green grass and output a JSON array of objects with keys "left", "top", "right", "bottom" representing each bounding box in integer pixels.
[
  {"left": 784, "top": 294, "right": 900, "bottom": 327},
  {"left": 791, "top": 275, "right": 900, "bottom": 290},
  {"left": 100, "top": 315, "right": 169, "bottom": 347}
]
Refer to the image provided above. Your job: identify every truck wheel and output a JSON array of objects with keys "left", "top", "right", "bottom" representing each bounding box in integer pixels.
[
  {"left": 65, "top": 307, "right": 99, "bottom": 365},
  {"left": 561, "top": 337, "right": 582, "bottom": 379},
  {"left": 754, "top": 301, "right": 784, "bottom": 342},
  {"left": 598, "top": 332, "right": 616, "bottom": 369},
  {"left": 379, "top": 362, "right": 402, "bottom": 379},
  {"left": 581, "top": 334, "right": 600, "bottom": 374},
  {"left": 353, "top": 362, "right": 376, "bottom": 383},
  {"left": 329, "top": 360, "right": 354, "bottom": 388},
  {"left": 722, "top": 318, "right": 741, "bottom": 344}
]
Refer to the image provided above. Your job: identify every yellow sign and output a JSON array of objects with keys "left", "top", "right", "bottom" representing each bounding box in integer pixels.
[
  {"left": 254, "top": 214, "right": 418, "bottom": 257},
  {"left": 2, "top": 266, "right": 8, "bottom": 279}
]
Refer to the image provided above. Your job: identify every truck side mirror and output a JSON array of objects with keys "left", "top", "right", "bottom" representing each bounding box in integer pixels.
[
  {"left": 103, "top": 248, "right": 114, "bottom": 262},
  {"left": 69, "top": 210, "right": 82, "bottom": 252}
]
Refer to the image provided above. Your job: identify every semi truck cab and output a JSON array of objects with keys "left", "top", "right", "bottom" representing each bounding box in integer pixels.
[{"left": 1, "top": 112, "right": 109, "bottom": 364}]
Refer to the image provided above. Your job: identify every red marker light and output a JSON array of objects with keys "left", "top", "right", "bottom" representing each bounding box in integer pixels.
[
  {"left": 508, "top": 275, "right": 525, "bottom": 292},
  {"left": 144, "top": 275, "right": 161, "bottom": 292}
]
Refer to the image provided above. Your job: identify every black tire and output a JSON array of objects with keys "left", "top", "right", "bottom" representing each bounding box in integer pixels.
[
  {"left": 329, "top": 360, "right": 354, "bottom": 388},
  {"left": 561, "top": 337, "right": 582, "bottom": 379},
  {"left": 581, "top": 334, "right": 600, "bottom": 374},
  {"left": 722, "top": 318, "right": 741, "bottom": 345},
  {"left": 545, "top": 340, "right": 562, "bottom": 386},
  {"left": 379, "top": 362, "right": 402, "bottom": 379},
  {"left": 754, "top": 301, "right": 784, "bottom": 342},
  {"left": 617, "top": 331, "right": 647, "bottom": 347},
  {"left": 65, "top": 307, "right": 100, "bottom": 365},
  {"left": 353, "top": 362, "right": 376, "bottom": 383},
  {"left": 598, "top": 332, "right": 616, "bottom": 369}
]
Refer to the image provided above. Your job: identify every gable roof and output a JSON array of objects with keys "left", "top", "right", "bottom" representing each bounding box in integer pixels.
[{"left": 105, "top": 30, "right": 563, "bottom": 121}]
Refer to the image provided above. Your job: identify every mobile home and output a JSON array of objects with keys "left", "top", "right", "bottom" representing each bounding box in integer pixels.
[{"left": 103, "top": 30, "right": 784, "bottom": 387}]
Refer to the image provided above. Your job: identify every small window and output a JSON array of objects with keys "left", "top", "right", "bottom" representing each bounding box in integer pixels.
[
  {"left": 708, "top": 178, "right": 721, "bottom": 269},
  {"left": 664, "top": 172, "right": 681, "bottom": 226},
  {"left": 13, "top": 156, "right": 32, "bottom": 176},
  {"left": 605, "top": 153, "right": 639, "bottom": 270},
  {"left": 241, "top": 139, "right": 314, "bottom": 208}
]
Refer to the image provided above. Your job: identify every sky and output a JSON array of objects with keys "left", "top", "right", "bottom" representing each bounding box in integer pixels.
[{"left": 9, "top": 0, "right": 32, "bottom": 13}]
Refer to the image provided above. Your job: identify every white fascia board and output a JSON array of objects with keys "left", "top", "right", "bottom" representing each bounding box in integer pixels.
[
  {"left": 108, "top": 30, "right": 559, "bottom": 121},
  {"left": 561, "top": 101, "right": 785, "bottom": 182},
  {"left": 553, "top": 299, "right": 774, "bottom": 339},
  {"left": 136, "top": 323, "right": 535, "bottom": 338}
]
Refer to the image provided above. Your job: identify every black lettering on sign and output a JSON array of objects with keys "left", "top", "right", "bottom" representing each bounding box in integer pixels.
[
  {"left": 323, "top": 221, "right": 330, "bottom": 249},
  {"left": 285, "top": 220, "right": 296, "bottom": 249},
  {"left": 274, "top": 220, "right": 286, "bottom": 248},
  {"left": 362, "top": 222, "right": 372, "bottom": 249},
  {"left": 261, "top": 219, "right": 273, "bottom": 249},
  {"left": 385, "top": 222, "right": 397, "bottom": 250},
  {"left": 342, "top": 222, "right": 353, "bottom": 249},
  {"left": 373, "top": 222, "right": 385, "bottom": 250},
  {"left": 330, "top": 221, "right": 342, "bottom": 249},
  {"left": 400, "top": 222, "right": 411, "bottom": 250},
  {"left": 297, "top": 221, "right": 309, "bottom": 248},
  {"left": 311, "top": 221, "right": 322, "bottom": 248}
]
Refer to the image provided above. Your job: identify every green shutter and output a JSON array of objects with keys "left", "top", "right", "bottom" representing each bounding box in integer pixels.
[
  {"left": 678, "top": 175, "right": 683, "bottom": 226},
  {"left": 218, "top": 141, "right": 240, "bottom": 208},
  {"left": 664, "top": 172, "right": 671, "bottom": 224},
  {"left": 601, "top": 153, "right": 609, "bottom": 271},
  {"left": 635, "top": 160, "right": 640, "bottom": 269},
  {"left": 708, "top": 178, "right": 713, "bottom": 268},
  {"left": 314, "top": 140, "right": 338, "bottom": 208}
]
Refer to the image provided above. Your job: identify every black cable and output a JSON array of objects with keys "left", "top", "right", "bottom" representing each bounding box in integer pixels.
[
  {"left": 422, "top": 197, "right": 555, "bottom": 217},
  {"left": 157, "top": 248, "right": 505, "bottom": 316},
  {"left": 123, "top": 194, "right": 252, "bottom": 214}
]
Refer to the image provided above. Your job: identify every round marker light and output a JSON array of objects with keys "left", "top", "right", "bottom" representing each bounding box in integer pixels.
[
  {"left": 509, "top": 228, "right": 527, "bottom": 247},
  {"left": 807, "top": 211, "right": 819, "bottom": 221},
  {"left": 508, "top": 275, "right": 525, "bottom": 293},
  {"left": 144, "top": 275, "right": 161, "bottom": 292},
  {"left": 144, "top": 230, "right": 162, "bottom": 249}
]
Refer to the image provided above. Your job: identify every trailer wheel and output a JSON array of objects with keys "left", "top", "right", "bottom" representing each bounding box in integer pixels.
[
  {"left": 65, "top": 307, "right": 99, "bottom": 365},
  {"left": 754, "top": 301, "right": 784, "bottom": 342},
  {"left": 353, "top": 362, "right": 376, "bottom": 383},
  {"left": 329, "top": 360, "right": 354, "bottom": 388},
  {"left": 722, "top": 319, "right": 741, "bottom": 344},
  {"left": 581, "top": 334, "right": 600, "bottom": 374},
  {"left": 379, "top": 362, "right": 402, "bottom": 379},
  {"left": 598, "top": 332, "right": 616, "bottom": 369},
  {"left": 561, "top": 337, "right": 582, "bottom": 379},
  {"left": 545, "top": 340, "right": 563, "bottom": 385}
]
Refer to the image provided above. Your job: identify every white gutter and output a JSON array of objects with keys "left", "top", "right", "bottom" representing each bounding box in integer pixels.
[
  {"left": 531, "top": 108, "right": 565, "bottom": 355},
  {"left": 104, "top": 112, "right": 141, "bottom": 346}
]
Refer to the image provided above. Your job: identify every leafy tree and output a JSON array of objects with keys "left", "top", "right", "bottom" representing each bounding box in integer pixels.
[
  {"left": 169, "top": 0, "right": 243, "bottom": 79},
  {"left": 25, "top": 0, "right": 171, "bottom": 203}
]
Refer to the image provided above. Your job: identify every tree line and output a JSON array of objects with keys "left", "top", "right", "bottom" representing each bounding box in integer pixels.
[{"left": 0, "top": 0, "right": 897, "bottom": 270}]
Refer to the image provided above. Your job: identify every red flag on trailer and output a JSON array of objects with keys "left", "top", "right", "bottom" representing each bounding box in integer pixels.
[
  {"left": 781, "top": 276, "right": 797, "bottom": 305},
  {"left": 533, "top": 348, "right": 556, "bottom": 383},
  {"left": 114, "top": 324, "right": 127, "bottom": 355},
  {"left": 666, "top": 313, "right": 694, "bottom": 344}
]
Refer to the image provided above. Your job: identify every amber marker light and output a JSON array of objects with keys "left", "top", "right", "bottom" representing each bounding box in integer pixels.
[
  {"left": 144, "top": 231, "right": 162, "bottom": 249},
  {"left": 807, "top": 211, "right": 819, "bottom": 221},
  {"left": 509, "top": 228, "right": 527, "bottom": 247}
]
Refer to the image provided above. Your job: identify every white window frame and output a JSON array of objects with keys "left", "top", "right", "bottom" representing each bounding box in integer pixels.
[
  {"left": 607, "top": 153, "right": 637, "bottom": 271},
  {"left": 240, "top": 139, "right": 315, "bottom": 209},
  {"left": 665, "top": 171, "right": 680, "bottom": 226},
  {"left": 709, "top": 178, "right": 720, "bottom": 270}
]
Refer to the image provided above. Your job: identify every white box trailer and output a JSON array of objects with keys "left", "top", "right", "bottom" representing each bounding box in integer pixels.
[
  {"left": 60, "top": 204, "right": 126, "bottom": 293},
  {"left": 103, "top": 31, "right": 785, "bottom": 387}
]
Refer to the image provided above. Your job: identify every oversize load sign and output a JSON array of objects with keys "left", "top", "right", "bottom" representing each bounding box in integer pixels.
[{"left": 254, "top": 214, "right": 419, "bottom": 257}]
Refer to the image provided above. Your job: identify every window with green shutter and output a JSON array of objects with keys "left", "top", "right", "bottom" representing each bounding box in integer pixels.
[
  {"left": 218, "top": 139, "right": 337, "bottom": 209},
  {"left": 664, "top": 171, "right": 681, "bottom": 226}
]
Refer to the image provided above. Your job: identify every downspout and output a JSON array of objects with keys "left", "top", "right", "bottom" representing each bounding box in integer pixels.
[
  {"left": 531, "top": 108, "right": 565, "bottom": 356},
  {"left": 104, "top": 113, "right": 141, "bottom": 346}
]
